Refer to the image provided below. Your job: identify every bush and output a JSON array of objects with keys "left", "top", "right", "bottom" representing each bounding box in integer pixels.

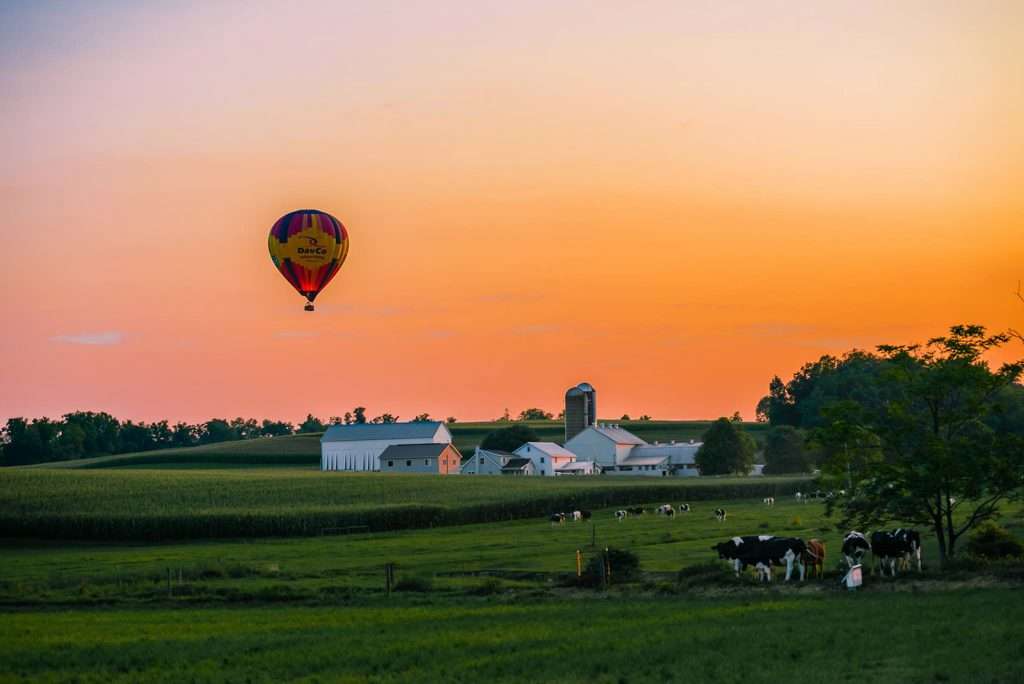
[
  {"left": 966, "top": 523, "right": 1023, "bottom": 559},
  {"left": 394, "top": 576, "right": 433, "bottom": 593},
  {"left": 676, "top": 562, "right": 735, "bottom": 591},
  {"left": 580, "top": 548, "right": 640, "bottom": 587}
]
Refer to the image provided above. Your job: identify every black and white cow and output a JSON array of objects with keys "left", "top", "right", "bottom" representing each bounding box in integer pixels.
[
  {"left": 570, "top": 510, "right": 582, "bottom": 522},
  {"left": 580, "top": 510, "right": 592, "bottom": 521},
  {"left": 615, "top": 510, "right": 627, "bottom": 522},
  {"left": 678, "top": 503, "right": 691, "bottom": 513},
  {"left": 656, "top": 504, "right": 675, "bottom": 517},
  {"left": 870, "top": 529, "right": 922, "bottom": 576},
  {"left": 714, "top": 508, "right": 727, "bottom": 522},
  {"left": 712, "top": 535, "right": 807, "bottom": 582},
  {"left": 763, "top": 497, "right": 775, "bottom": 506},
  {"left": 841, "top": 531, "right": 871, "bottom": 567},
  {"left": 627, "top": 506, "right": 645, "bottom": 515},
  {"left": 549, "top": 512, "right": 566, "bottom": 526}
]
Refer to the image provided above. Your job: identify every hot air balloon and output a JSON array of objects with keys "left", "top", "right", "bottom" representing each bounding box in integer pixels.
[{"left": 268, "top": 209, "right": 349, "bottom": 311}]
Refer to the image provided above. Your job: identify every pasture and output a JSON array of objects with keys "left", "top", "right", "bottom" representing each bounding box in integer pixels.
[{"left": 0, "top": 592, "right": 1021, "bottom": 682}]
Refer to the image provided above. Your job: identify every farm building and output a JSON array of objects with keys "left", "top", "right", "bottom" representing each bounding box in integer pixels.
[
  {"left": 564, "top": 423, "right": 701, "bottom": 476},
  {"left": 513, "top": 442, "right": 578, "bottom": 476},
  {"left": 379, "top": 443, "right": 463, "bottom": 474},
  {"left": 460, "top": 447, "right": 535, "bottom": 475},
  {"left": 320, "top": 421, "right": 454, "bottom": 472}
]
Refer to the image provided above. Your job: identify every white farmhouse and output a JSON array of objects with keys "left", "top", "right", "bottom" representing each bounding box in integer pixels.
[
  {"left": 320, "top": 421, "right": 453, "bottom": 472},
  {"left": 564, "top": 423, "right": 701, "bottom": 477},
  {"left": 513, "top": 442, "right": 578, "bottom": 477}
]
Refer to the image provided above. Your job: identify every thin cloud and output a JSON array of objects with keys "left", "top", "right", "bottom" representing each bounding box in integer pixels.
[{"left": 50, "top": 331, "right": 123, "bottom": 346}]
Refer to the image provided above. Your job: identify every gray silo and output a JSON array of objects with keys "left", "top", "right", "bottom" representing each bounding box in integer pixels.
[{"left": 564, "top": 382, "right": 597, "bottom": 442}]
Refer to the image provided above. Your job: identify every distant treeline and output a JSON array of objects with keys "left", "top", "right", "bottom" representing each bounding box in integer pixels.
[{"left": 0, "top": 407, "right": 437, "bottom": 467}]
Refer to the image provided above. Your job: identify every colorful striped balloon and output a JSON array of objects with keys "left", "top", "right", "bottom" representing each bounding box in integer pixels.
[{"left": 268, "top": 209, "right": 349, "bottom": 311}]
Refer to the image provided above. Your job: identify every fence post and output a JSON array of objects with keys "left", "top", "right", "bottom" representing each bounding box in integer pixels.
[
  {"left": 385, "top": 563, "right": 395, "bottom": 596},
  {"left": 167, "top": 568, "right": 172, "bottom": 598},
  {"left": 604, "top": 547, "right": 611, "bottom": 588},
  {"left": 591, "top": 522, "right": 596, "bottom": 548},
  {"left": 576, "top": 549, "right": 582, "bottom": 578}
]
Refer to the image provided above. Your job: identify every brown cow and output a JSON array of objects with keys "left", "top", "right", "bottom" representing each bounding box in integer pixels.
[{"left": 803, "top": 539, "right": 826, "bottom": 579}]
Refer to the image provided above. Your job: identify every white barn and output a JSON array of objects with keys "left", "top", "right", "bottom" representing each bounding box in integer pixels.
[
  {"left": 564, "top": 423, "right": 701, "bottom": 477},
  {"left": 460, "top": 447, "right": 522, "bottom": 475},
  {"left": 320, "top": 421, "right": 453, "bottom": 472}
]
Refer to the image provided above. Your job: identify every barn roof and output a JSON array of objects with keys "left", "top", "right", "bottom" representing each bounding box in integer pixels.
[
  {"left": 321, "top": 421, "right": 447, "bottom": 443},
  {"left": 379, "top": 443, "right": 456, "bottom": 460},
  {"left": 501, "top": 457, "right": 532, "bottom": 471},
  {"left": 515, "top": 442, "right": 576, "bottom": 458},
  {"left": 584, "top": 424, "right": 647, "bottom": 446}
]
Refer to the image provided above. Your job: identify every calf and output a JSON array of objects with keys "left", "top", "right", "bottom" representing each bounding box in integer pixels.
[
  {"left": 615, "top": 510, "right": 627, "bottom": 522},
  {"left": 570, "top": 510, "right": 582, "bottom": 522},
  {"left": 627, "top": 506, "right": 645, "bottom": 515},
  {"left": 841, "top": 531, "right": 871, "bottom": 567},
  {"left": 712, "top": 535, "right": 806, "bottom": 582},
  {"left": 549, "top": 512, "right": 566, "bottom": 526},
  {"left": 656, "top": 504, "right": 675, "bottom": 517},
  {"left": 714, "top": 507, "right": 727, "bottom": 522},
  {"left": 803, "top": 539, "right": 826, "bottom": 579},
  {"left": 763, "top": 497, "right": 775, "bottom": 506},
  {"left": 678, "top": 503, "right": 690, "bottom": 513}
]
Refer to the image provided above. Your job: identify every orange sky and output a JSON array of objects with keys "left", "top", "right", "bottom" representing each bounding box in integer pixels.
[{"left": 1, "top": 1, "right": 1021, "bottom": 424}]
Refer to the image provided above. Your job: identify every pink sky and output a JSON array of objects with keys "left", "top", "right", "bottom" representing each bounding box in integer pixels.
[{"left": 1, "top": 1, "right": 1022, "bottom": 424}]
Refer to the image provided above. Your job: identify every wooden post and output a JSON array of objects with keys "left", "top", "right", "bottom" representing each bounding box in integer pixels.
[
  {"left": 604, "top": 547, "right": 611, "bottom": 587},
  {"left": 385, "top": 563, "right": 395, "bottom": 596},
  {"left": 576, "top": 549, "right": 582, "bottom": 578},
  {"left": 591, "top": 522, "right": 596, "bottom": 548}
]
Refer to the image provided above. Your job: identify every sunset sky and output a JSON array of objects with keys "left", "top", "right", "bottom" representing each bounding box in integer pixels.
[{"left": 2, "top": 1, "right": 1021, "bottom": 425}]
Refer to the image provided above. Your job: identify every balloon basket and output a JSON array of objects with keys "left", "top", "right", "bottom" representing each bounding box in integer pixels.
[{"left": 304, "top": 303, "right": 315, "bottom": 312}]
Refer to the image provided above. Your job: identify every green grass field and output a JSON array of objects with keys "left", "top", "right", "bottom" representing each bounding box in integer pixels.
[
  {"left": 31, "top": 419, "right": 767, "bottom": 469},
  {"left": 0, "top": 467, "right": 806, "bottom": 540},
  {"left": 1, "top": 591, "right": 1021, "bottom": 683}
]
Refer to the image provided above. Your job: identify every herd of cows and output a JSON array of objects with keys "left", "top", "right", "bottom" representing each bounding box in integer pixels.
[{"left": 547, "top": 494, "right": 925, "bottom": 584}]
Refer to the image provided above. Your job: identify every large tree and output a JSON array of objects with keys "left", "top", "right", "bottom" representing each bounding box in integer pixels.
[
  {"left": 480, "top": 424, "right": 540, "bottom": 452},
  {"left": 695, "top": 418, "right": 756, "bottom": 475},
  {"left": 818, "top": 325, "right": 1024, "bottom": 564},
  {"left": 762, "top": 426, "right": 814, "bottom": 475}
]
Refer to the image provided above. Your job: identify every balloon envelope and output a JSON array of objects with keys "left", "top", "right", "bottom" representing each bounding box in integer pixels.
[{"left": 268, "top": 210, "right": 349, "bottom": 306}]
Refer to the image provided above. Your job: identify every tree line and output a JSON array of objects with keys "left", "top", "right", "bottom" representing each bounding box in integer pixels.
[{"left": 0, "top": 408, "right": 449, "bottom": 466}]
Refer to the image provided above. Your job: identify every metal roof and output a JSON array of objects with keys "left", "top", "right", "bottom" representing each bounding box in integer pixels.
[
  {"left": 630, "top": 443, "right": 700, "bottom": 465},
  {"left": 516, "top": 442, "right": 576, "bottom": 458},
  {"left": 587, "top": 424, "right": 647, "bottom": 446},
  {"left": 379, "top": 443, "right": 457, "bottom": 460},
  {"left": 618, "top": 454, "right": 670, "bottom": 466},
  {"left": 501, "top": 457, "right": 532, "bottom": 470},
  {"left": 321, "top": 421, "right": 446, "bottom": 443}
]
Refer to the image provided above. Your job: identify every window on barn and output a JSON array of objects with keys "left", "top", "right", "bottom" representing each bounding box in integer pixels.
[
  {"left": 479, "top": 458, "right": 484, "bottom": 464},
  {"left": 406, "top": 460, "right": 412, "bottom": 466},
  {"left": 426, "top": 459, "right": 431, "bottom": 466},
  {"left": 387, "top": 460, "right": 393, "bottom": 467},
  {"left": 540, "top": 457, "right": 545, "bottom": 463}
]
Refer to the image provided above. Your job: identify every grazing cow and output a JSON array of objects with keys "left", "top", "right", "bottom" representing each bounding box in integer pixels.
[
  {"left": 549, "top": 512, "right": 566, "bottom": 526},
  {"left": 795, "top": 492, "right": 804, "bottom": 503},
  {"left": 615, "top": 510, "right": 627, "bottom": 522},
  {"left": 678, "top": 503, "right": 691, "bottom": 513},
  {"left": 763, "top": 497, "right": 775, "bottom": 506},
  {"left": 656, "top": 504, "right": 675, "bottom": 517},
  {"left": 570, "top": 510, "right": 582, "bottom": 522},
  {"left": 712, "top": 535, "right": 806, "bottom": 582},
  {"left": 841, "top": 531, "right": 871, "bottom": 567},
  {"left": 803, "top": 539, "right": 826, "bottom": 579},
  {"left": 580, "top": 510, "right": 592, "bottom": 521},
  {"left": 871, "top": 529, "right": 922, "bottom": 576},
  {"left": 714, "top": 507, "right": 727, "bottom": 522},
  {"left": 627, "top": 506, "right": 645, "bottom": 515}
]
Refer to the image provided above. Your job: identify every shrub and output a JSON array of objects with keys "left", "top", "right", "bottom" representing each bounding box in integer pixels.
[
  {"left": 966, "top": 523, "right": 1023, "bottom": 559},
  {"left": 394, "top": 576, "right": 433, "bottom": 593},
  {"left": 580, "top": 548, "right": 640, "bottom": 587},
  {"left": 676, "top": 561, "right": 737, "bottom": 591}
]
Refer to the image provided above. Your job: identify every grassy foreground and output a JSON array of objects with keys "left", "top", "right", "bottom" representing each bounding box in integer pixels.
[
  {"left": 0, "top": 469, "right": 805, "bottom": 540},
  {"left": 1, "top": 591, "right": 1021, "bottom": 683}
]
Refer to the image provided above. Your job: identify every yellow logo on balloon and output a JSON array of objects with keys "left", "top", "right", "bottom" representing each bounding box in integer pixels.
[{"left": 278, "top": 226, "right": 338, "bottom": 267}]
